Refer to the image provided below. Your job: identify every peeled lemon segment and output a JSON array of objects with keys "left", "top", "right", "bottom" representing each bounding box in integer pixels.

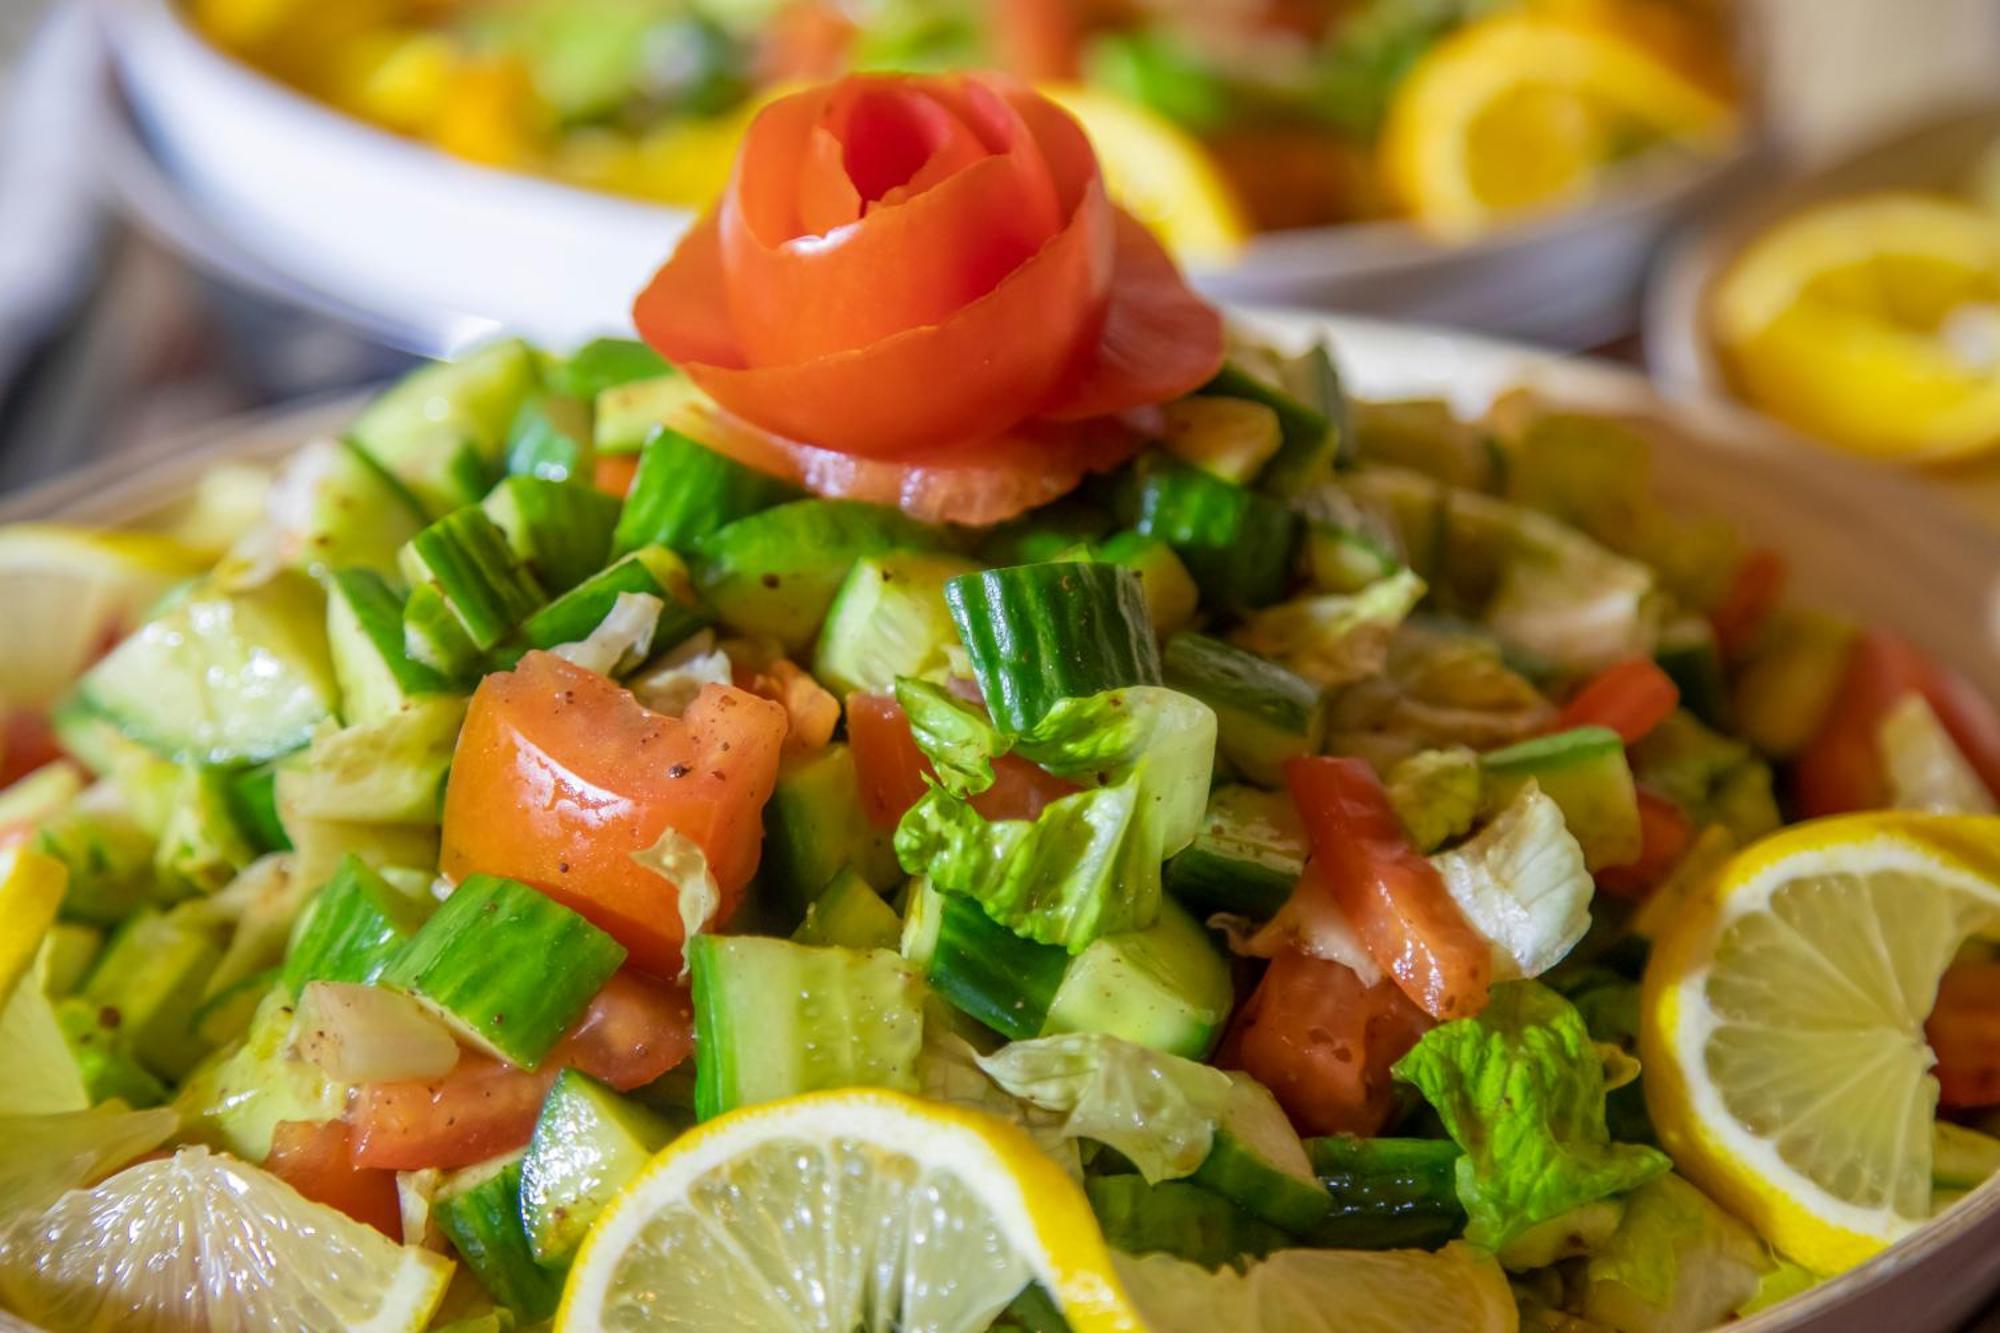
[
  {"left": 0, "top": 1104, "right": 178, "bottom": 1227},
  {"left": 1711, "top": 193, "right": 2000, "bottom": 460},
  {"left": 1380, "top": 12, "right": 1733, "bottom": 237},
  {"left": 0, "top": 1146, "right": 453, "bottom": 1333},
  {"left": 1643, "top": 816, "right": 2000, "bottom": 1273},
  {"left": 1114, "top": 1244, "right": 1516, "bottom": 1333},
  {"left": 0, "top": 524, "right": 207, "bottom": 710},
  {"left": 560, "top": 1089, "right": 1142, "bottom": 1333},
  {"left": 1039, "top": 85, "right": 1251, "bottom": 266}
]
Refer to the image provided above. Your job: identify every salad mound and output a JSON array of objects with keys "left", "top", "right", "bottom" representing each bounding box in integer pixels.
[{"left": 0, "top": 71, "right": 1997, "bottom": 1333}]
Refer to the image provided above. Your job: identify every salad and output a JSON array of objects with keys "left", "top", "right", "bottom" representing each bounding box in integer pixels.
[
  {"left": 185, "top": 0, "right": 1740, "bottom": 251},
  {"left": 1, "top": 69, "right": 1997, "bottom": 1333}
]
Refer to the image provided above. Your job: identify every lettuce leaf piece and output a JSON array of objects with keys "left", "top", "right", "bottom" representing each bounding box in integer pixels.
[
  {"left": 1431, "top": 782, "right": 1592, "bottom": 981},
  {"left": 916, "top": 1018, "right": 1081, "bottom": 1178},
  {"left": 1386, "top": 746, "right": 1483, "bottom": 852},
  {"left": 894, "top": 678, "right": 1001, "bottom": 798},
  {"left": 1881, "top": 693, "right": 1997, "bottom": 815},
  {"left": 1391, "top": 980, "right": 1670, "bottom": 1249},
  {"left": 1229, "top": 567, "right": 1427, "bottom": 689},
  {"left": 628, "top": 629, "right": 731, "bottom": 716},
  {"left": 894, "top": 687, "right": 1216, "bottom": 951},
  {"left": 275, "top": 696, "right": 468, "bottom": 828},
  {"left": 975, "top": 1032, "right": 1235, "bottom": 1182},
  {"left": 1484, "top": 508, "right": 1661, "bottom": 676},
  {"left": 1326, "top": 622, "right": 1553, "bottom": 769},
  {"left": 1579, "top": 1174, "right": 1770, "bottom": 1333},
  {"left": 553, "top": 591, "right": 662, "bottom": 677}
]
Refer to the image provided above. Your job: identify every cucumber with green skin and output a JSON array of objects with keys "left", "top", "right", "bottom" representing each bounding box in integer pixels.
[
  {"left": 792, "top": 867, "right": 903, "bottom": 951},
  {"left": 56, "top": 995, "right": 169, "bottom": 1107},
  {"left": 945, "top": 561, "right": 1161, "bottom": 735},
  {"left": 325, "top": 569, "right": 454, "bottom": 724},
  {"left": 401, "top": 583, "right": 487, "bottom": 681},
  {"left": 83, "top": 907, "right": 224, "bottom": 1080},
  {"left": 690, "top": 935, "right": 925, "bottom": 1120},
  {"left": 503, "top": 393, "right": 593, "bottom": 484},
  {"left": 1481, "top": 726, "right": 1641, "bottom": 872},
  {"left": 1124, "top": 458, "right": 1300, "bottom": 613},
  {"left": 480, "top": 475, "right": 620, "bottom": 594},
  {"left": 1042, "top": 898, "right": 1233, "bottom": 1060},
  {"left": 281, "top": 854, "right": 431, "bottom": 993},
  {"left": 398, "top": 507, "right": 547, "bottom": 654},
  {"left": 1158, "top": 396, "right": 1284, "bottom": 484},
  {"left": 1199, "top": 362, "right": 1334, "bottom": 495},
  {"left": 519, "top": 545, "right": 711, "bottom": 658},
  {"left": 224, "top": 764, "right": 291, "bottom": 854},
  {"left": 379, "top": 876, "right": 625, "bottom": 1071},
  {"left": 925, "top": 892, "right": 1073, "bottom": 1041},
  {"left": 1302, "top": 1135, "right": 1466, "bottom": 1249},
  {"left": 1086, "top": 1175, "right": 1288, "bottom": 1272},
  {"left": 696, "top": 499, "right": 942, "bottom": 652},
  {"left": 433, "top": 1154, "right": 565, "bottom": 1321},
  {"left": 283, "top": 439, "right": 430, "bottom": 577},
  {"left": 351, "top": 339, "right": 539, "bottom": 483},
  {"left": 812, "top": 550, "right": 982, "bottom": 700},
  {"left": 1162, "top": 633, "right": 1325, "bottom": 787},
  {"left": 1163, "top": 785, "right": 1306, "bottom": 921},
  {"left": 612, "top": 428, "right": 802, "bottom": 557},
  {"left": 78, "top": 571, "right": 339, "bottom": 767},
  {"left": 595, "top": 374, "right": 705, "bottom": 455},
  {"left": 519, "top": 1069, "right": 677, "bottom": 1266},
  {"left": 552, "top": 337, "right": 670, "bottom": 401},
  {"left": 761, "top": 744, "right": 901, "bottom": 916},
  {"left": 1188, "top": 1081, "right": 1329, "bottom": 1233},
  {"left": 1089, "top": 532, "right": 1200, "bottom": 640},
  {"left": 154, "top": 764, "right": 256, "bottom": 896}
]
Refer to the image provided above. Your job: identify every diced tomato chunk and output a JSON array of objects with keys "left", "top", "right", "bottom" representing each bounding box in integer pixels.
[
  {"left": 350, "top": 1054, "right": 555, "bottom": 1172},
  {"left": 1929, "top": 960, "right": 2000, "bottom": 1108},
  {"left": 0, "top": 710, "right": 63, "bottom": 789},
  {"left": 592, "top": 453, "right": 640, "bottom": 498},
  {"left": 1284, "top": 756, "right": 1492, "bottom": 1020},
  {"left": 1554, "top": 659, "right": 1679, "bottom": 745},
  {"left": 547, "top": 969, "right": 694, "bottom": 1091},
  {"left": 1223, "top": 951, "right": 1432, "bottom": 1137},
  {"left": 845, "top": 691, "right": 1080, "bottom": 829},
  {"left": 267, "top": 1119, "right": 403, "bottom": 1237},
  {"left": 440, "top": 652, "right": 788, "bottom": 975},
  {"left": 1710, "top": 547, "right": 1786, "bottom": 662}
]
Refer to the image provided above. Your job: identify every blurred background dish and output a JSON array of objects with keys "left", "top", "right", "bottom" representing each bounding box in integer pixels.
[
  {"left": 100, "top": 0, "right": 1755, "bottom": 350},
  {"left": 1648, "top": 104, "right": 2000, "bottom": 527}
]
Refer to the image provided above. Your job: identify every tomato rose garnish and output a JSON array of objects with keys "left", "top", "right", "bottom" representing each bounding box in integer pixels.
[{"left": 633, "top": 72, "right": 1224, "bottom": 523}]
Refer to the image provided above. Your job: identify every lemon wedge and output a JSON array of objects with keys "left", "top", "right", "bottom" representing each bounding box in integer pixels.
[
  {"left": 0, "top": 1146, "right": 453, "bottom": 1332},
  {"left": 1380, "top": 12, "right": 1733, "bottom": 237},
  {"left": 0, "top": 524, "right": 206, "bottom": 711},
  {"left": 0, "top": 1103, "right": 178, "bottom": 1227},
  {"left": 1642, "top": 813, "right": 2000, "bottom": 1273},
  {"left": 0, "top": 845, "right": 65, "bottom": 1006},
  {"left": 559, "top": 1087, "right": 1143, "bottom": 1332},
  {"left": 1115, "top": 1243, "right": 1516, "bottom": 1333},
  {"left": 1711, "top": 193, "right": 2000, "bottom": 461},
  {"left": 1041, "top": 85, "right": 1252, "bottom": 266}
]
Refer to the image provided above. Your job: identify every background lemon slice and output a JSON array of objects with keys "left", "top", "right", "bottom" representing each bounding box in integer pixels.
[
  {"left": 1380, "top": 12, "right": 1734, "bottom": 237},
  {"left": 559, "top": 1087, "right": 1143, "bottom": 1332},
  {"left": 1711, "top": 193, "right": 2000, "bottom": 461},
  {"left": 1115, "top": 1243, "right": 1515, "bottom": 1333},
  {"left": 1642, "top": 813, "right": 2000, "bottom": 1273}
]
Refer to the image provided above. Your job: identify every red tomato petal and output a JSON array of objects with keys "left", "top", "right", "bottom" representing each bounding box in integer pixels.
[
  {"left": 548, "top": 970, "right": 694, "bottom": 1090},
  {"left": 632, "top": 211, "right": 746, "bottom": 371},
  {"left": 1037, "top": 210, "right": 1227, "bottom": 422},
  {"left": 1554, "top": 658, "right": 1680, "bottom": 745},
  {"left": 1929, "top": 960, "right": 2000, "bottom": 1108}
]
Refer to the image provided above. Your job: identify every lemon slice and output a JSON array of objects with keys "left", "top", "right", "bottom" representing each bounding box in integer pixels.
[
  {"left": 1641, "top": 813, "right": 2000, "bottom": 1273},
  {"left": 0, "top": 846, "right": 65, "bottom": 1006},
  {"left": 1040, "top": 85, "right": 1252, "bottom": 266},
  {"left": 1380, "top": 13, "right": 1734, "bottom": 237},
  {"left": 0, "top": 524, "right": 207, "bottom": 711},
  {"left": 0, "top": 1146, "right": 453, "bottom": 1332},
  {"left": 559, "top": 1087, "right": 1142, "bottom": 1332},
  {"left": 0, "top": 1103, "right": 178, "bottom": 1226},
  {"left": 1711, "top": 193, "right": 2000, "bottom": 461},
  {"left": 1114, "top": 1243, "right": 1515, "bottom": 1332}
]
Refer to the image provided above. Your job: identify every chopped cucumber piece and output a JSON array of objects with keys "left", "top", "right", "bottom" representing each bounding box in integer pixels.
[
  {"left": 481, "top": 475, "right": 620, "bottom": 594},
  {"left": 434, "top": 1154, "right": 565, "bottom": 1321},
  {"left": 1162, "top": 632, "right": 1325, "bottom": 787},
  {"left": 1188, "top": 1078, "right": 1330, "bottom": 1233},
  {"left": 1164, "top": 785, "right": 1305, "bottom": 921},
  {"left": 56, "top": 995, "right": 169, "bottom": 1106},
  {"left": 926, "top": 891, "right": 1073, "bottom": 1041},
  {"left": 276, "top": 695, "right": 465, "bottom": 827},
  {"left": 812, "top": 550, "right": 982, "bottom": 699},
  {"left": 793, "top": 867, "right": 902, "bottom": 951},
  {"left": 612, "top": 428, "right": 802, "bottom": 557},
  {"left": 398, "top": 507, "right": 547, "bottom": 654},
  {"left": 190, "top": 968, "right": 278, "bottom": 1047},
  {"left": 1934, "top": 1122, "right": 2000, "bottom": 1189},
  {"left": 78, "top": 572, "right": 338, "bottom": 766},
  {"left": 402, "top": 583, "right": 486, "bottom": 681},
  {"left": 1086, "top": 1176, "right": 1287, "bottom": 1271},
  {"left": 83, "top": 907, "right": 224, "bottom": 1080},
  {"left": 689, "top": 935, "right": 924, "bottom": 1119},
  {"left": 1044, "top": 898, "right": 1232, "bottom": 1059},
  {"left": 1304, "top": 520, "right": 1400, "bottom": 595},
  {"left": 33, "top": 793, "right": 157, "bottom": 925},
  {"left": 762, "top": 743, "right": 901, "bottom": 915},
  {"left": 1200, "top": 361, "right": 1334, "bottom": 495},
  {"left": 975, "top": 500, "right": 1113, "bottom": 567},
  {"left": 1089, "top": 532, "right": 1200, "bottom": 640},
  {"left": 282, "top": 855, "right": 431, "bottom": 992},
  {"left": 695, "top": 499, "right": 940, "bottom": 652},
  {"left": 43, "top": 922, "right": 103, "bottom": 998},
  {"left": 350, "top": 339, "right": 538, "bottom": 508},
  {"left": 1655, "top": 614, "right": 1730, "bottom": 729},
  {"left": 1304, "top": 1135, "right": 1465, "bottom": 1249},
  {"left": 380, "top": 876, "right": 626, "bottom": 1070},
  {"left": 325, "top": 569, "right": 453, "bottom": 724},
  {"left": 1352, "top": 399, "right": 1498, "bottom": 493},
  {"left": 1158, "top": 396, "right": 1283, "bottom": 484},
  {"left": 1126, "top": 457, "right": 1300, "bottom": 612},
  {"left": 520, "top": 545, "right": 710, "bottom": 659},
  {"left": 503, "top": 392, "right": 593, "bottom": 484},
  {"left": 595, "top": 373, "right": 705, "bottom": 454},
  {"left": 224, "top": 764, "right": 291, "bottom": 855},
  {"left": 1732, "top": 608, "right": 1856, "bottom": 759},
  {"left": 519, "top": 1069, "right": 677, "bottom": 1265},
  {"left": 154, "top": 764, "right": 255, "bottom": 896},
  {"left": 945, "top": 562, "right": 1161, "bottom": 735},
  {"left": 552, "top": 337, "right": 670, "bottom": 401},
  {"left": 1481, "top": 727, "right": 1641, "bottom": 872},
  {"left": 173, "top": 987, "right": 344, "bottom": 1161},
  {"left": 275, "top": 438, "right": 429, "bottom": 576}
]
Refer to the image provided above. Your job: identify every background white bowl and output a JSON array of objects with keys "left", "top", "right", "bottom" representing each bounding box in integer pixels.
[{"left": 96, "top": 0, "right": 1758, "bottom": 356}]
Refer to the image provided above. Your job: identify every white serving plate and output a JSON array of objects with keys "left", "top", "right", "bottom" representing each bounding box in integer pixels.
[
  {"left": 7, "top": 312, "right": 2000, "bottom": 1331},
  {"left": 95, "top": 0, "right": 1756, "bottom": 356}
]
